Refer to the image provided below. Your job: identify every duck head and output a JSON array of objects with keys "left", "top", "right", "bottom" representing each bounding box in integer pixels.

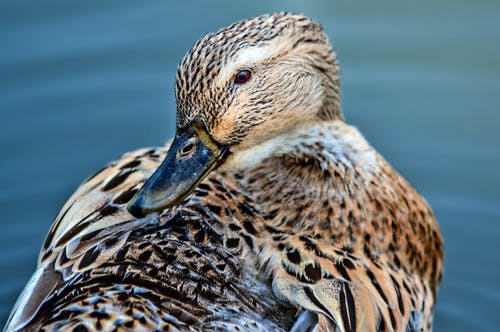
[{"left": 128, "top": 12, "right": 342, "bottom": 218}]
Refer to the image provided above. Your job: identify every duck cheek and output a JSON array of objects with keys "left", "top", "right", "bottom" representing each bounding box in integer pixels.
[{"left": 211, "top": 115, "right": 237, "bottom": 145}]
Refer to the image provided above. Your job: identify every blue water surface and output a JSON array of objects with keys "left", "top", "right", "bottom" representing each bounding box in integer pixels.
[{"left": 1, "top": 1, "right": 499, "bottom": 330}]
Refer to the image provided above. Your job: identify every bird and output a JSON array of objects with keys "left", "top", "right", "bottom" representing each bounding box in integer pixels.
[{"left": 4, "top": 12, "right": 443, "bottom": 332}]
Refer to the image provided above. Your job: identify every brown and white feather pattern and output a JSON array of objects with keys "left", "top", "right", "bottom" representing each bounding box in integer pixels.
[
  {"left": 5, "top": 12, "right": 443, "bottom": 332},
  {"left": 7, "top": 147, "right": 297, "bottom": 331},
  {"left": 240, "top": 122, "right": 442, "bottom": 332},
  {"left": 6, "top": 122, "right": 442, "bottom": 331}
]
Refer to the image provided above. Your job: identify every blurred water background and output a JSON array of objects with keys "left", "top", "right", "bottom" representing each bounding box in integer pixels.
[{"left": 1, "top": 0, "right": 499, "bottom": 330}]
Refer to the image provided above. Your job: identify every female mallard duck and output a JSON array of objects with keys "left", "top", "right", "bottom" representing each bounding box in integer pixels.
[{"left": 5, "top": 12, "right": 443, "bottom": 332}]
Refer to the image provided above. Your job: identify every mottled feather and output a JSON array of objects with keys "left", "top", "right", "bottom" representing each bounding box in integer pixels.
[{"left": 4, "top": 12, "right": 443, "bottom": 332}]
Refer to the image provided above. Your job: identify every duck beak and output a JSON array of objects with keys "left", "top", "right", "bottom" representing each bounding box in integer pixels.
[{"left": 127, "top": 125, "right": 229, "bottom": 218}]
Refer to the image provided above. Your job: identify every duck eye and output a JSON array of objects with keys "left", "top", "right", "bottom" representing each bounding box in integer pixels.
[{"left": 234, "top": 70, "right": 251, "bottom": 84}]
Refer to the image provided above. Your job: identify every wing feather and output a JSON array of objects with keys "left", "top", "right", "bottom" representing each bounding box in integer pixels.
[{"left": 5, "top": 147, "right": 167, "bottom": 331}]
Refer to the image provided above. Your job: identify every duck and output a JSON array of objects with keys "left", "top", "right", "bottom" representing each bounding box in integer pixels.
[{"left": 4, "top": 12, "right": 443, "bottom": 332}]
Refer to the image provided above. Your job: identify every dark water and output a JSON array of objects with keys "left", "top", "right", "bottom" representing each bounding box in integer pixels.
[{"left": 1, "top": 1, "right": 499, "bottom": 330}]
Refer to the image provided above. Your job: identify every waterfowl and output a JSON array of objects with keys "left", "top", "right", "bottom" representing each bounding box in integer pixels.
[{"left": 5, "top": 12, "right": 443, "bottom": 332}]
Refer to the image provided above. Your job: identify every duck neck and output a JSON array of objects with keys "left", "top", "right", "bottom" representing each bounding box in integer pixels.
[{"left": 238, "top": 120, "right": 379, "bottom": 233}]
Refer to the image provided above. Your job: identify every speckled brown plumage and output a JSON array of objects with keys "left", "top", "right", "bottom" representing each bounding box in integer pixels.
[{"left": 5, "top": 12, "right": 443, "bottom": 332}]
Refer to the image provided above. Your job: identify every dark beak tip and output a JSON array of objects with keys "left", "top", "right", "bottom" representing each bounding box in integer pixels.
[{"left": 127, "top": 196, "right": 147, "bottom": 218}]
